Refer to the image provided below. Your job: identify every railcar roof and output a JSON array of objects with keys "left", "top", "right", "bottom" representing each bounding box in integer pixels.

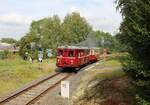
[
  {"left": 90, "top": 47, "right": 101, "bottom": 49},
  {"left": 57, "top": 46, "right": 90, "bottom": 50}
]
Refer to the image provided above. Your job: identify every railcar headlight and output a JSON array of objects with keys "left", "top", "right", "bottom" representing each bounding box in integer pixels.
[{"left": 57, "top": 59, "right": 60, "bottom": 62}]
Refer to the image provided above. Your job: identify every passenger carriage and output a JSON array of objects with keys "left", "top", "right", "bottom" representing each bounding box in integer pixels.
[{"left": 89, "top": 47, "right": 100, "bottom": 62}]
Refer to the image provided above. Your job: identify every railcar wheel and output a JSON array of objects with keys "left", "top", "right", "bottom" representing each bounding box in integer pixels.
[{"left": 74, "top": 68, "right": 80, "bottom": 73}]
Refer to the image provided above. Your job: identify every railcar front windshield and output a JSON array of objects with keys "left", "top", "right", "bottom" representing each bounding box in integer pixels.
[
  {"left": 57, "top": 49, "right": 75, "bottom": 57},
  {"left": 57, "top": 50, "right": 63, "bottom": 57}
]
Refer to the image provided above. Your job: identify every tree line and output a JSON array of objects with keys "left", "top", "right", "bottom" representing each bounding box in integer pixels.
[
  {"left": 0, "top": 38, "right": 17, "bottom": 44},
  {"left": 18, "top": 12, "right": 121, "bottom": 59},
  {"left": 116, "top": 0, "right": 150, "bottom": 104}
]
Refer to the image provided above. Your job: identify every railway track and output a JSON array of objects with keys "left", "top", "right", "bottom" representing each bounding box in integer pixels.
[{"left": 0, "top": 72, "right": 73, "bottom": 105}]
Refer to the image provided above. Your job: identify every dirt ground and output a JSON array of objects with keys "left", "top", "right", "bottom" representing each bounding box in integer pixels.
[
  {"left": 72, "top": 59, "right": 135, "bottom": 105},
  {"left": 99, "top": 77, "right": 135, "bottom": 105},
  {"left": 72, "top": 76, "right": 135, "bottom": 105}
]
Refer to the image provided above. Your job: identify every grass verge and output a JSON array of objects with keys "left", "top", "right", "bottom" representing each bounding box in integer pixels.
[
  {"left": 0, "top": 55, "right": 56, "bottom": 96},
  {"left": 96, "top": 59, "right": 125, "bottom": 79}
]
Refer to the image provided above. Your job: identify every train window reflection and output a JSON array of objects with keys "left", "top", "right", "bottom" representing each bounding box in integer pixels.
[{"left": 68, "top": 51, "right": 74, "bottom": 57}]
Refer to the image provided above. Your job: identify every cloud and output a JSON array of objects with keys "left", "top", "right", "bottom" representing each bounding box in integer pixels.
[
  {"left": 0, "top": 13, "right": 32, "bottom": 25},
  {"left": 0, "top": 23, "right": 29, "bottom": 40},
  {"left": 68, "top": 5, "right": 121, "bottom": 34},
  {"left": 0, "top": 0, "right": 122, "bottom": 39},
  {"left": 0, "top": 13, "right": 32, "bottom": 39}
]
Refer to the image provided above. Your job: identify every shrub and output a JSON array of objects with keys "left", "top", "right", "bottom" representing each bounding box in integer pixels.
[{"left": 0, "top": 50, "right": 9, "bottom": 59}]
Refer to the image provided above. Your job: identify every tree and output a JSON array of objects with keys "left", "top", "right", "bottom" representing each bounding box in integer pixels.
[
  {"left": 19, "top": 33, "right": 39, "bottom": 59},
  {"left": 1, "top": 38, "right": 17, "bottom": 44},
  {"left": 19, "top": 13, "right": 92, "bottom": 58},
  {"left": 39, "top": 15, "right": 62, "bottom": 50},
  {"left": 116, "top": 0, "right": 150, "bottom": 102},
  {"left": 94, "top": 31, "right": 121, "bottom": 52},
  {"left": 62, "top": 12, "right": 92, "bottom": 44}
]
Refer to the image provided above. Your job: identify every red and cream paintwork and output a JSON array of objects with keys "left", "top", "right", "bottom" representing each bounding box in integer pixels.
[
  {"left": 56, "top": 46, "right": 100, "bottom": 69},
  {"left": 89, "top": 47, "right": 100, "bottom": 62}
]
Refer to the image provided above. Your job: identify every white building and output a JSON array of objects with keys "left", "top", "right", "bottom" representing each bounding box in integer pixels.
[{"left": 0, "top": 42, "right": 19, "bottom": 52}]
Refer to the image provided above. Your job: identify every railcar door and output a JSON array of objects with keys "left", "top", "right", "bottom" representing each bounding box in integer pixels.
[
  {"left": 67, "top": 49, "right": 77, "bottom": 67},
  {"left": 78, "top": 50, "right": 85, "bottom": 66},
  {"left": 56, "top": 48, "right": 69, "bottom": 67},
  {"left": 56, "top": 49, "right": 63, "bottom": 67}
]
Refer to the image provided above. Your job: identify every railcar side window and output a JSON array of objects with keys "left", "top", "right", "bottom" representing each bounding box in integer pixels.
[
  {"left": 68, "top": 50, "right": 74, "bottom": 57},
  {"left": 86, "top": 50, "right": 89, "bottom": 55},
  {"left": 78, "top": 52, "right": 80, "bottom": 57},
  {"left": 92, "top": 50, "right": 94, "bottom": 55}
]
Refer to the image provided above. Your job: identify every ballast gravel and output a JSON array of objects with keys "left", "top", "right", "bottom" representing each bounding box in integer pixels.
[{"left": 32, "top": 63, "right": 99, "bottom": 105}]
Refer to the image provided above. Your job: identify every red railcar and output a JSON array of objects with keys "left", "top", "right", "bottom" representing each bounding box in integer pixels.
[
  {"left": 89, "top": 47, "right": 100, "bottom": 62},
  {"left": 56, "top": 46, "right": 90, "bottom": 68}
]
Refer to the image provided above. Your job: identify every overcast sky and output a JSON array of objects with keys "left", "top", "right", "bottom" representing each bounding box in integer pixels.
[{"left": 0, "top": 0, "right": 122, "bottom": 40}]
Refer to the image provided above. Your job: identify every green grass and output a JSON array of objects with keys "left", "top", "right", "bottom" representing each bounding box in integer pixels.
[
  {"left": 0, "top": 55, "right": 56, "bottom": 96},
  {"left": 96, "top": 59, "right": 125, "bottom": 79},
  {"left": 96, "top": 69, "right": 125, "bottom": 79},
  {"left": 100, "top": 59, "right": 122, "bottom": 66}
]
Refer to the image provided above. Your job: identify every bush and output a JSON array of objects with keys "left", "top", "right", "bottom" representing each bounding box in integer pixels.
[
  {"left": 136, "top": 95, "right": 150, "bottom": 105},
  {"left": 119, "top": 55, "right": 150, "bottom": 103},
  {"left": 0, "top": 50, "right": 9, "bottom": 59}
]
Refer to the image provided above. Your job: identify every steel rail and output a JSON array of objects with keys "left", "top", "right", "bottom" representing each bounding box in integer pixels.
[
  {"left": 26, "top": 74, "right": 72, "bottom": 105},
  {"left": 0, "top": 72, "right": 61, "bottom": 105}
]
